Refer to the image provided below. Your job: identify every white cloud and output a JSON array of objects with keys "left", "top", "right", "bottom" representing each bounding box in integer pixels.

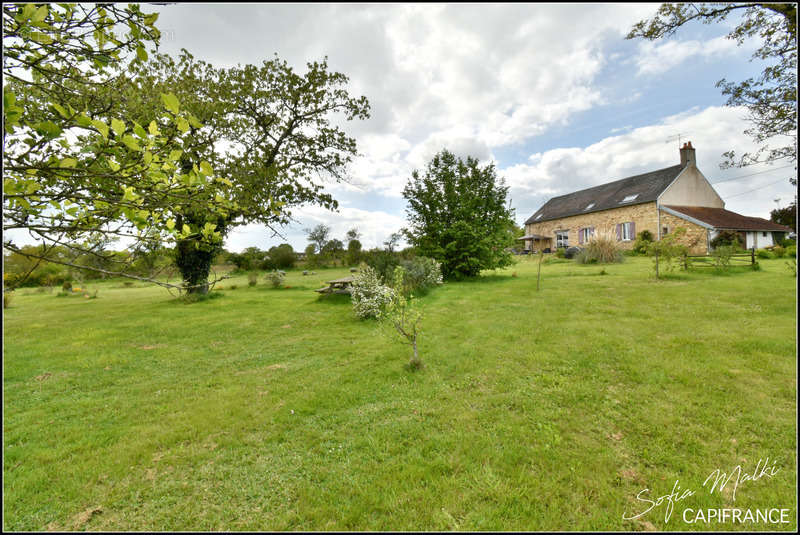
[{"left": 633, "top": 35, "right": 742, "bottom": 76}]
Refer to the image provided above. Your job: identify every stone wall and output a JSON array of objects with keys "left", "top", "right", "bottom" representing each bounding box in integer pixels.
[
  {"left": 526, "top": 201, "right": 659, "bottom": 250},
  {"left": 658, "top": 210, "right": 709, "bottom": 254}
]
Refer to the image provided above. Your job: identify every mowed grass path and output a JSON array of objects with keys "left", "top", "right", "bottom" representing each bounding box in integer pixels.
[{"left": 3, "top": 257, "right": 797, "bottom": 531}]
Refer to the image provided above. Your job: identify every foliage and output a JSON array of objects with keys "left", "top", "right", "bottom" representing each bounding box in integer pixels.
[
  {"left": 787, "top": 258, "right": 797, "bottom": 277},
  {"left": 555, "top": 247, "right": 566, "bottom": 258},
  {"left": 247, "top": 272, "right": 258, "bottom": 287},
  {"left": 346, "top": 239, "right": 363, "bottom": 266},
  {"left": 786, "top": 245, "right": 797, "bottom": 258},
  {"left": 770, "top": 201, "right": 797, "bottom": 232},
  {"left": 646, "top": 227, "right": 689, "bottom": 277},
  {"left": 403, "top": 150, "right": 516, "bottom": 279},
  {"left": 350, "top": 265, "right": 395, "bottom": 320},
  {"left": 627, "top": 3, "right": 797, "bottom": 178},
  {"left": 632, "top": 229, "right": 654, "bottom": 255},
  {"left": 756, "top": 248, "right": 773, "bottom": 259},
  {"left": 710, "top": 229, "right": 744, "bottom": 249},
  {"left": 712, "top": 244, "right": 739, "bottom": 268},
  {"left": 575, "top": 231, "right": 624, "bottom": 264},
  {"left": 362, "top": 248, "right": 402, "bottom": 283},
  {"left": 266, "top": 270, "right": 285, "bottom": 288},
  {"left": 3, "top": 4, "right": 234, "bottom": 290},
  {"left": 381, "top": 266, "right": 424, "bottom": 370},
  {"left": 3, "top": 291, "right": 12, "bottom": 309},
  {"left": 397, "top": 256, "right": 443, "bottom": 295},
  {"left": 305, "top": 224, "right": 332, "bottom": 254},
  {"left": 383, "top": 232, "right": 403, "bottom": 253},
  {"left": 268, "top": 244, "right": 296, "bottom": 270}
]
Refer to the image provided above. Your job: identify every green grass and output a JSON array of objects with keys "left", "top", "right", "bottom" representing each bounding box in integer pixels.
[{"left": 3, "top": 258, "right": 797, "bottom": 531}]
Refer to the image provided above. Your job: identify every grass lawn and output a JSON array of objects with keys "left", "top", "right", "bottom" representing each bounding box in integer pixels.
[{"left": 3, "top": 256, "right": 797, "bottom": 531}]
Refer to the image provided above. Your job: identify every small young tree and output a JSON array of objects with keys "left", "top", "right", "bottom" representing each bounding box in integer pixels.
[
  {"left": 381, "top": 266, "right": 424, "bottom": 370},
  {"left": 647, "top": 227, "right": 689, "bottom": 278}
]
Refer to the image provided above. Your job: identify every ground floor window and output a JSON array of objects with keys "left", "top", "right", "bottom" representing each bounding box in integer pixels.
[
  {"left": 619, "top": 222, "right": 634, "bottom": 241},
  {"left": 579, "top": 227, "right": 594, "bottom": 244},
  {"left": 556, "top": 231, "right": 569, "bottom": 248}
]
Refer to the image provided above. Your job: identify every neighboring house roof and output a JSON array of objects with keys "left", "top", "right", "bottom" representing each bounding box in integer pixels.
[
  {"left": 662, "top": 205, "right": 792, "bottom": 232},
  {"left": 525, "top": 164, "right": 684, "bottom": 224}
]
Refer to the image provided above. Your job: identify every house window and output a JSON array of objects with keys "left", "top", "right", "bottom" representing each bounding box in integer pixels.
[
  {"left": 556, "top": 231, "right": 569, "bottom": 248},
  {"left": 762, "top": 231, "right": 767, "bottom": 237},
  {"left": 620, "top": 194, "right": 639, "bottom": 203},
  {"left": 579, "top": 227, "right": 594, "bottom": 243},
  {"left": 662, "top": 226, "right": 669, "bottom": 236},
  {"left": 620, "top": 222, "right": 634, "bottom": 241}
]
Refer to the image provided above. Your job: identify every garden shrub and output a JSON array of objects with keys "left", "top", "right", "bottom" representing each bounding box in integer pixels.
[
  {"left": 266, "top": 270, "right": 285, "bottom": 288},
  {"left": 772, "top": 245, "right": 786, "bottom": 258},
  {"left": 398, "top": 256, "right": 443, "bottom": 294},
  {"left": 646, "top": 227, "right": 689, "bottom": 277},
  {"left": 3, "top": 292, "right": 12, "bottom": 309},
  {"left": 248, "top": 272, "right": 258, "bottom": 287},
  {"left": 62, "top": 280, "right": 72, "bottom": 291},
  {"left": 712, "top": 245, "right": 739, "bottom": 269},
  {"left": 787, "top": 245, "right": 797, "bottom": 258},
  {"left": 632, "top": 230, "right": 654, "bottom": 255},
  {"left": 555, "top": 247, "right": 566, "bottom": 258},
  {"left": 756, "top": 249, "right": 772, "bottom": 259},
  {"left": 576, "top": 232, "right": 623, "bottom": 264},
  {"left": 710, "top": 229, "right": 744, "bottom": 249},
  {"left": 351, "top": 265, "right": 395, "bottom": 320}
]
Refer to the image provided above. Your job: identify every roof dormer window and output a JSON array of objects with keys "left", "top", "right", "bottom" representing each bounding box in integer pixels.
[
  {"left": 535, "top": 214, "right": 542, "bottom": 220},
  {"left": 584, "top": 203, "right": 595, "bottom": 211},
  {"left": 620, "top": 194, "right": 639, "bottom": 203}
]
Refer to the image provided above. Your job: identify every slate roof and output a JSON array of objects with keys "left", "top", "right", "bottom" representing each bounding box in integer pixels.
[
  {"left": 662, "top": 205, "right": 793, "bottom": 232},
  {"left": 524, "top": 164, "right": 684, "bottom": 225}
]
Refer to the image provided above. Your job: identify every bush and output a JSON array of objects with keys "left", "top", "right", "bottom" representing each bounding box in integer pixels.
[
  {"left": 710, "top": 230, "right": 744, "bottom": 249},
  {"left": 575, "top": 232, "right": 623, "bottom": 264},
  {"left": 555, "top": 247, "right": 566, "bottom": 258},
  {"left": 787, "top": 245, "right": 797, "bottom": 258},
  {"left": 756, "top": 249, "right": 773, "bottom": 259},
  {"left": 247, "top": 272, "right": 258, "bottom": 287},
  {"left": 362, "top": 249, "right": 403, "bottom": 283},
  {"left": 632, "top": 230, "right": 654, "bottom": 255},
  {"left": 712, "top": 245, "right": 739, "bottom": 269},
  {"left": 646, "top": 227, "right": 689, "bottom": 277},
  {"left": 772, "top": 245, "right": 786, "bottom": 258},
  {"left": 351, "top": 265, "right": 395, "bottom": 319},
  {"left": 62, "top": 280, "right": 72, "bottom": 291},
  {"left": 266, "top": 270, "right": 285, "bottom": 288},
  {"left": 398, "top": 256, "right": 443, "bottom": 295},
  {"left": 3, "top": 292, "right": 12, "bottom": 309},
  {"left": 268, "top": 244, "right": 296, "bottom": 269}
]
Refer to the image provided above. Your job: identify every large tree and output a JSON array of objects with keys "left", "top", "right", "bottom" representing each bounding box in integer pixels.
[
  {"left": 120, "top": 51, "right": 370, "bottom": 292},
  {"left": 3, "top": 4, "right": 235, "bottom": 291},
  {"left": 770, "top": 201, "right": 797, "bottom": 233},
  {"left": 403, "top": 150, "right": 516, "bottom": 279},
  {"left": 627, "top": 3, "right": 797, "bottom": 183}
]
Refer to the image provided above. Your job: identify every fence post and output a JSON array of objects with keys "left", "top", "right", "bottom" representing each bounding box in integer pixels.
[
  {"left": 751, "top": 247, "right": 755, "bottom": 267},
  {"left": 655, "top": 249, "right": 659, "bottom": 279}
]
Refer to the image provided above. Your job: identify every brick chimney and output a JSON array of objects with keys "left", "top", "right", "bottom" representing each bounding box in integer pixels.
[{"left": 680, "top": 141, "right": 696, "bottom": 167}]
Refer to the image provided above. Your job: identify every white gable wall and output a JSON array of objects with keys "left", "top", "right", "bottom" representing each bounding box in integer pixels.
[{"left": 658, "top": 166, "right": 725, "bottom": 208}]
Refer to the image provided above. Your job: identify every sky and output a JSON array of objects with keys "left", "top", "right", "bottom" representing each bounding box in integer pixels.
[{"left": 127, "top": 3, "right": 799, "bottom": 251}]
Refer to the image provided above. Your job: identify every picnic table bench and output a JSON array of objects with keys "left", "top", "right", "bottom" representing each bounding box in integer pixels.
[{"left": 315, "top": 276, "right": 355, "bottom": 295}]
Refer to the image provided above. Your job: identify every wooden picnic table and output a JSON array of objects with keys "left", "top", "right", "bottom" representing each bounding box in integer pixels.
[{"left": 315, "top": 276, "right": 355, "bottom": 295}]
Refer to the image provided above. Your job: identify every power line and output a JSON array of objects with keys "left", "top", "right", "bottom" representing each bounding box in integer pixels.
[
  {"left": 710, "top": 164, "right": 795, "bottom": 184},
  {"left": 723, "top": 178, "right": 790, "bottom": 199}
]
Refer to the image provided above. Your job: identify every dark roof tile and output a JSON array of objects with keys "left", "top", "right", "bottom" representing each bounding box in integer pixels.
[{"left": 662, "top": 205, "right": 793, "bottom": 232}]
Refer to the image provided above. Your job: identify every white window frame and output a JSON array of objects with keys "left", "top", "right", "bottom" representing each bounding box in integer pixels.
[
  {"left": 620, "top": 194, "right": 639, "bottom": 203},
  {"left": 579, "top": 227, "right": 594, "bottom": 243},
  {"left": 555, "top": 230, "right": 569, "bottom": 248},
  {"left": 620, "top": 222, "right": 634, "bottom": 241}
]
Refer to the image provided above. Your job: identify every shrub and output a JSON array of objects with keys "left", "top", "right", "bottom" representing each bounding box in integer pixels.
[
  {"left": 632, "top": 230, "right": 654, "bottom": 255},
  {"left": 712, "top": 245, "right": 739, "bottom": 269},
  {"left": 646, "top": 227, "right": 689, "bottom": 277},
  {"left": 268, "top": 244, "right": 296, "bottom": 269},
  {"left": 756, "top": 249, "right": 773, "bottom": 259},
  {"left": 266, "top": 270, "right": 285, "bottom": 288},
  {"left": 350, "top": 265, "right": 395, "bottom": 319},
  {"left": 576, "top": 232, "right": 623, "bottom": 264},
  {"left": 383, "top": 266, "right": 423, "bottom": 370},
  {"left": 555, "top": 247, "right": 566, "bottom": 258},
  {"left": 362, "top": 249, "right": 402, "bottom": 283},
  {"left": 787, "top": 245, "right": 797, "bottom": 258},
  {"left": 710, "top": 229, "right": 744, "bottom": 249},
  {"left": 398, "top": 256, "right": 443, "bottom": 295},
  {"left": 62, "top": 280, "right": 72, "bottom": 291},
  {"left": 772, "top": 245, "right": 786, "bottom": 258},
  {"left": 247, "top": 272, "right": 258, "bottom": 287},
  {"left": 787, "top": 258, "right": 797, "bottom": 277},
  {"left": 3, "top": 292, "right": 12, "bottom": 309}
]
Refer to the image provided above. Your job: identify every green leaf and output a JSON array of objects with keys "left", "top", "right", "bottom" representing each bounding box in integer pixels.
[
  {"left": 108, "top": 159, "right": 121, "bottom": 172},
  {"left": 187, "top": 114, "right": 203, "bottom": 129},
  {"left": 176, "top": 116, "right": 189, "bottom": 133},
  {"left": 3, "top": 88, "right": 16, "bottom": 109},
  {"left": 111, "top": 118, "right": 126, "bottom": 136},
  {"left": 133, "top": 121, "right": 147, "bottom": 138},
  {"left": 199, "top": 161, "right": 214, "bottom": 177},
  {"left": 60, "top": 157, "right": 77, "bottom": 168},
  {"left": 136, "top": 45, "right": 148, "bottom": 62},
  {"left": 34, "top": 121, "right": 62, "bottom": 138},
  {"left": 144, "top": 12, "right": 159, "bottom": 26},
  {"left": 161, "top": 93, "right": 180, "bottom": 115},
  {"left": 166, "top": 218, "right": 175, "bottom": 230},
  {"left": 182, "top": 224, "right": 191, "bottom": 236},
  {"left": 148, "top": 120, "right": 160, "bottom": 135},
  {"left": 91, "top": 119, "right": 108, "bottom": 139},
  {"left": 31, "top": 4, "right": 48, "bottom": 22},
  {"left": 51, "top": 103, "right": 69, "bottom": 118},
  {"left": 121, "top": 135, "right": 140, "bottom": 151},
  {"left": 169, "top": 149, "right": 183, "bottom": 161}
]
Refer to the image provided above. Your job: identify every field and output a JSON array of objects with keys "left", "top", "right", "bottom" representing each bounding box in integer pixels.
[{"left": 3, "top": 256, "right": 797, "bottom": 531}]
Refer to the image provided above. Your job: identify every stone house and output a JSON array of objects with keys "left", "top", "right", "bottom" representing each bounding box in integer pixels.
[{"left": 521, "top": 142, "right": 792, "bottom": 255}]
